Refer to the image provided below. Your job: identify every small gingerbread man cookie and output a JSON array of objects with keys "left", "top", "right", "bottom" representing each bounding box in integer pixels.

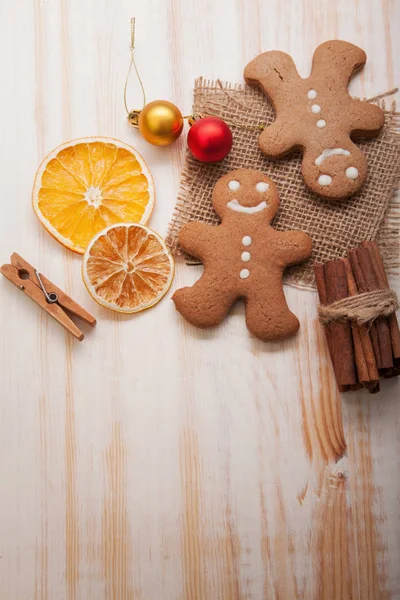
[
  {"left": 244, "top": 40, "right": 384, "bottom": 200},
  {"left": 173, "top": 169, "right": 312, "bottom": 341}
]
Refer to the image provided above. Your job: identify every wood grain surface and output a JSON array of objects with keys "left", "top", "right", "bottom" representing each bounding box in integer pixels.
[{"left": 0, "top": 0, "right": 399, "bottom": 598}]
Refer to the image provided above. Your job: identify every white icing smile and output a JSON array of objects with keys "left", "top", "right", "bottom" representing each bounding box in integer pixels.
[
  {"left": 227, "top": 199, "right": 267, "bottom": 214},
  {"left": 315, "top": 148, "right": 350, "bottom": 166}
]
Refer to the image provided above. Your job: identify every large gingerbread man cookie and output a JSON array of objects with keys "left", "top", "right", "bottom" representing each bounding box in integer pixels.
[
  {"left": 172, "top": 169, "right": 312, "bottom": 341},
  {"left": 244, "top": 40, "right": 384, "bottom": 200}
]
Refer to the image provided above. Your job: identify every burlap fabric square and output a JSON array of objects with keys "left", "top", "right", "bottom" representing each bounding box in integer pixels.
[{"left": 166, "top": 78, "right": 400, "bottom": 288}]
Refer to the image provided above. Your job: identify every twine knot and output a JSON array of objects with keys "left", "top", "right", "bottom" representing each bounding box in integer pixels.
[{"left": 318, "top": 289, "right": 399, "bottom": 325}]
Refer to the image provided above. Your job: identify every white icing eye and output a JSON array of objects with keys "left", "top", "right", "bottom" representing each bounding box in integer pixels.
[
  {"left": 256, "top": 182, "right": 269, "bottom": 192},
  {"left": 318, "top": 174, "right": 332, "bottom": 186},
  {"left": 228, "top": 180, "right": 240, "bottom": 191},
  {"left": 346, "top": 166, "right": 359, "bottom": 180}
]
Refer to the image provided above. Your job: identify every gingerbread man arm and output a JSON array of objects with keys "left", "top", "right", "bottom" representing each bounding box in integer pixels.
[
  {"left": 311, "top": 41, "right": 367, "bottom": 91},
  {"left": 350, "top": 100, "right": 384, "bottom": 137},
  {"left": 179, "top": 221, "right": 217, "bottom": 261},
  {"left": 258, "top": 119, "right": 301, "bottom": 157},
  {"left": 273, "top": 230, "right": 312, "bottom": 267}
]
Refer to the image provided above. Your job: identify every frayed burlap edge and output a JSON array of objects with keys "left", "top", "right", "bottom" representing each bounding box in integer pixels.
[
  {"left": 166, "top": 78, "right": 400, "bottom": 290},
  {"left": 375, "top": 109, "right": 400, "bottom": 279}
]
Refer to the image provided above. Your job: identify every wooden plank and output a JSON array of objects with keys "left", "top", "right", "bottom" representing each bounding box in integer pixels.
[{"left": 0, "top": 0, "right": 398, "bottom": 598}]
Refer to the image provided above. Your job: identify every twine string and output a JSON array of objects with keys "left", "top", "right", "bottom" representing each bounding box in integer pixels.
[
  {"left": 364, "top": 87, "right": 398, "bottom": 103},
  {"left": 318, "top": 289, "right": 399, "bottom": 325},
  {"left": 124, "top": 17, "right": 147, "bottom": 115}
]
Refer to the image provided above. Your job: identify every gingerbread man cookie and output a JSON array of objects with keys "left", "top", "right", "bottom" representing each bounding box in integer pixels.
[
  {"left": 244, "top": 40, "right": 384, "bottom": 200},
  {"left": 172, "top": 169, "right": 312, "bottom": 341}
]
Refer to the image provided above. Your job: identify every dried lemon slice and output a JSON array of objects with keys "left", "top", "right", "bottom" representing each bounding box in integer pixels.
[
  {"left": 33, "top": 137, "right": 155, "bottom": 254},
  {"left": 82, "top": 223, "right": 174, "bottom": 313}
]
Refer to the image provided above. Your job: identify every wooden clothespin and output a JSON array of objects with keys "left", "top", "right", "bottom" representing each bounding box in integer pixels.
[{"left": 0, "top": 253, "right": 96, "bottom": 341}]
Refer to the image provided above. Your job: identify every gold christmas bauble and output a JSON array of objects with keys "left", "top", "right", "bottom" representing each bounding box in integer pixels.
[{"left": 138, "top": 100, "right": 184, "bottom": 146}]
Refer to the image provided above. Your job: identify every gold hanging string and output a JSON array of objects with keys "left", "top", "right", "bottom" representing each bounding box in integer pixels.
[
  {"left": 124, "top": 18, "right": 147, "bottom": 124},
  {"left": 123, "top": 18, "right": 266, "bottom": 131}
]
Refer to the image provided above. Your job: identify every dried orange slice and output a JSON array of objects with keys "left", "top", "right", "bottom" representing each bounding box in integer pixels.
[
  {"left": 33, "top": 137, "right": 155, "bottom": 254},
  {"left": 82, "top": 223, "right": 174, "bottom": 313}
]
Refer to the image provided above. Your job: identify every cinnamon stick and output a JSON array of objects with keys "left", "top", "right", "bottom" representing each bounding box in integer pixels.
[
  {"left": 348, "top": 248, "right": 382, "bottom": 368},
  {"left": 343, "top": 258, "right": 379, "bottom": 392},
  {"left": 324, "top": 259, "right": 358, "bottom": 388},
  {"left": 361, "top": 241, "right": 400, "bottom": 366},
  {"left": 314, "top": 263, "right": 348, "bottom": 393},
  {"left": 356, "top": 246, "right": 393, "bottom": 371}
]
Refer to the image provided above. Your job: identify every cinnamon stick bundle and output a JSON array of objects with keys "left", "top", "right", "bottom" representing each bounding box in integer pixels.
[
  {"left": 361, "top": 241, "right": 400, "bottom": 376},
  {"left": 314, "top": 241, "right": 399, "bottom": 394}
]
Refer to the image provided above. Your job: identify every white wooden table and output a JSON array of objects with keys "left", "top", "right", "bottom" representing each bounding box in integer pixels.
[{"left": 1, "top": 1, "right": 399, "bottom": 598}]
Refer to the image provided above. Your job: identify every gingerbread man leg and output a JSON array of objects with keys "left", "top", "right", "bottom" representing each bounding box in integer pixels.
[
  {"left": 173, "top": 273, "right": 236, "bottom": 329},
  {"left": 244, "top": 291, "right": 300, "bottom": 342}
]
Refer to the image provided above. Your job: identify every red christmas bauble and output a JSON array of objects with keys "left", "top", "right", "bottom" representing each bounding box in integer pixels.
[{"left": 187, "top": 116, "right": 233, "bottom": 163}]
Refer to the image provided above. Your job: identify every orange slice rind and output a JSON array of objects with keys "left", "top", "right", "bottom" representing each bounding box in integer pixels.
[
  {"left": 82, "top": 223, "right": 174, "bottom": 313},
  {"left": 33, "top": 137, "right": 155, "bottom": 254}
]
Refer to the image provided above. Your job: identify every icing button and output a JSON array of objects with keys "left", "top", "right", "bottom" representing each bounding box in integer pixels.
[
  {"left": 317, "top": 119, "right": 326, "bottom": 128},
  {"left": 240, "top": 269, "right": 250, "bottom": 279},
  {"left": 307, "top": 89, "right": 317, "bottom": 100},
  {"left": 242, "top": 236, "right": 252, "bottom": 246},
  {"left": 241, "top": 251, "right": 251, "bottom": 262},
  {"left": 311, "top": 104, "right": 321, "bottom": 114}
]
